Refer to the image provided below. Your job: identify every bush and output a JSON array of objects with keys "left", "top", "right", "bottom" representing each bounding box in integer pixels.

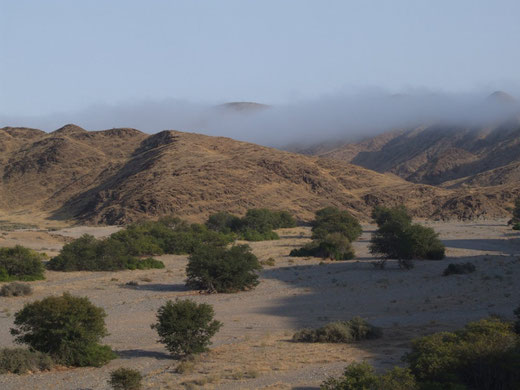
[
  {"left": 312, "top": 207, "right": 362, "bottom": 242},
  {"left": 0, "top": 348, "right": 54, "bottom": 374},
  {"left": 0, "top": 246, "right": 45, "bottom": 281},
  {"left": 372, "top": 205, "right": 412, "bottom": 228},
  {"left": 111, "top": 218, "right": 234, "bottom": 256},
  {"left": 151, "top": 299, "right": 222, "bottom": 357},
  {"left": 369, "top": 206, "right": 445, "bottom": 267},
  {"left": 206, "top": 209, "right": 296, "bottom": 241},
  {"left": 290, "top": 233, "right": 355, "bottom": 260},
  {"left": 186, "top": 244, "right": 261, "bottom": 293},
  {"left": 321, "top": 362, "right": 417, "bottom": 390},
  {"left": 0, "top": 282, "right": 33, "bottom": 297},
  {"left": 443, "top": 262, "right": 476, "bottom": 276},
  {"left": 404, "top": 317, "right": 520, "bottom": 390},
  {"left": 108, "top": 368, "right": 143, "bottom": 390},
  {"left": 293, "top": 317, "right": 382, "bottom": 343},
  {"left": 513, "top": 223, "right": 520, "bottom": 231},
  {"left": 512, "top": 198, "right": 520, "bottom": 224},
  {"left": 10, "top": 293, "right": 116, "bottom": 367},
  {"left": 47, "top": 234, "right": 166, "bottom": 271}
]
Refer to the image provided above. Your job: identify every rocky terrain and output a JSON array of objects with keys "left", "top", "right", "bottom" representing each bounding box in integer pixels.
[{"left": 3, "top": 124, "right": 513, "bottom": 225}]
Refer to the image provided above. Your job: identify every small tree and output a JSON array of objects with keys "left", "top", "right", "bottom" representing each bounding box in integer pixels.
[
  {"left": 108, "top": 368, "right": 143, "bottom": 390},
  {"left": 0, "top": 245, "right": 45, "bottom": 281},
  {"left": 186, "top": 244, "right": 261, "bottom": 293},
  {"left": 10, "top": 293, "right": 115, "bottom": 366},
  {"left": 369, "top": 206, "right": 445, "bottom": 268},
  {"left": 151, "top": 299, "right": 222, "bottom": 357},
  {"left": 290, "top": 233, "right": 355, "bottom": 260},
  {"left": 312, "top": 207, "right": 362, "bottom": 242},
  {"left": 513, "top": 198, "right": 520, "bottom": 222}
]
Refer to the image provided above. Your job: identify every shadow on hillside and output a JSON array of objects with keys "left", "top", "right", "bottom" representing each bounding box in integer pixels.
[
  {"left": 443, "top": 238, "right": 520, "bottom": 253},
  {"left": 121, "top": 283, "right": 188, "bottom": 292},
  {"left": 117, "top": 349, "right": 171, "bottom": 360}
]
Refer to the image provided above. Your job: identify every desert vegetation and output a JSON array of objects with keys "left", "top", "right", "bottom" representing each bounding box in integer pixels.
[
  {"left": 10, "top": 293, "right": 115, "bottom": 367},
  {"left": 108, "top": 368, "right": 143, "bottom": 390},
  {"left": 186, "top": 244, "right": 261, "bottom": 292},
  {"left": 0, "top": 245, "right": 45, "bottom": 281},
  {"left": 206, "top": 209, "right": 296, "bottom": 241},
  {"left": 0, "top": 348, "right": 54, "bottom": 375},
  {"left": 443, "top": 262, "right": 476, "bottom": 276},
  {"left": 47, "top": 234, "right": 165, "bottom": 271},
  {"left": 0, "top": 282, "right": 33, "bottom": 297},
  {"left": 322, "top": 315, "right": 520, "bottom": 390},
  {"left": 151, "top": 299, "right": 222, "bottom": 357},
  {"left": 293, "top": 317, "right": 382, "bottom": 343},
  {"left": 369, "top": 205, "right": 445, "bottom": 269},
  {"left": 290, "top": 207, "right": 360, "bottom": 260}
]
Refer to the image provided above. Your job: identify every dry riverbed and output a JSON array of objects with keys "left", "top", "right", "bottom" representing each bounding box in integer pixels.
[{"left": 0, "top": 220, "right": 519, "bottom": 389}]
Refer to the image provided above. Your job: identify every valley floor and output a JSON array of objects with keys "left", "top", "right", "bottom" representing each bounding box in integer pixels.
[{"left": 0, "top": 220, "right": 519, "bottom": 389}]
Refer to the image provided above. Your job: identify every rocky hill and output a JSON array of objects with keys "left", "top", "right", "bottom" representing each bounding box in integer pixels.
[{"left": 0, "top": 124, "right": 516, "bottom": 224}]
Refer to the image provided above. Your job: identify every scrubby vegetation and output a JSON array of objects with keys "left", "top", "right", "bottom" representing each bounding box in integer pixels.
[
  {"left": 0, "top": 347, "right": 54, "bottom": 374},
  {"left": 10, "top": 293, "right": 116, "bottom": 367},
  {"left": 322, "top": 316, "right": 520, "bottom": 390},
  {"left": 0, "top": 282, "right": 33, "bottom": 297},
  {"left": 321, "top": 362, "right": 417, "bottom": 390},
  {"left": 290, "top": 207, "right": 360, "bottom": 260},
  {"left": 111, "top": 217, "right": 234, "bottom": 255},
  {"left": 293, "top": 317, "right": 382, "bottom": 343},
  {"left": 47, "top": 234, "right": 165, "bottom": 271},
  {"left": 369, "top": 205, "right": 445, "bottom": 268},
  {"left": 511, "top": 197, "right": 520, "bottom": 225},
  {"left": 513, "top": 223, "right": 520, "bottom": 231},
  {"left": 0, "top": 245, "right": 45, "bottom": 281},
  {"left": 206, "top": 209, "right": 296, "bottom": 241},
  {"left": 290, "top": 232, "right": 355, "bottom": 260},
  {"left": 108, "top": 368, "right": 143, "bottom": 390},
  {"left": 186, "top": 244, "right": 261, "bottom": 293},
  {"left": 311, "top": 207, "right": 362, "bottom": 242},
  {"left": 443, "top": 262, "right": 476, "bottom": 276},
  {"left": 152, "top": 299, "right": 222, "bottom": 357}
]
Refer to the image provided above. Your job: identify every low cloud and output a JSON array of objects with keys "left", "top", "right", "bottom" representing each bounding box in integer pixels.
[{"left": 1, "top": 89, "right": 519, "bottom": 147}]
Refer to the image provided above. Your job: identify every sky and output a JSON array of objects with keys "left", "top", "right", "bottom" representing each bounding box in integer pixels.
[{"left": 1, "top": 1, "right": 520, "bottom": 142}]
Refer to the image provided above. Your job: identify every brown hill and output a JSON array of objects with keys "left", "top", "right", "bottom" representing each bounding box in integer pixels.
[
  {"left": 313, "top": 117, "right": 520, "bottom": 188},
  {"left": 0, "top": 125, "right": 515, "bottom": 224}
]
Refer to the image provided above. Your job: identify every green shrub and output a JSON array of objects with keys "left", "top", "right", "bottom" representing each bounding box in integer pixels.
[
  {"left": 151, "top": 299, "right": 222, "bottom": 357},
  {"left": 0, "top": 282, "right": 33, "bottom": 297},
  {"left": 513, "top": 223, "right": 520, "bottom": 231},
  {"left": 293, "top": 317, "right": 382, "bottom": 343},
  {"left": 10, "top": 293, "right": 116, "bottom": 367},
  {"left": 108, "top": 368, "right": 143, "bottom": 390},
  {"left": 0, "top": 347, "right": 54, "bottom": 374},
  {"left": 312, "top": 207, "right": 362, "bottom": 242},
  {"left": 443, "top": 262, "right": 476, "bottom": 276},
  {"left": 321, "top": 363, "right": 418, "bottom": 390},
  {"left": 47, "top": 234, "right": 165, "bottom": 271},
  {"left": 370, "top": 206, "right": 445, "bottom": 267},
  {"left": 512, "top": 198, "right": 520, "bottom": 224},
  {"left": 321, "top": 361, "right": 378, "bottom": 390},
  {"left": 186, "top": 244, "right": 261, "bottom": 293},
  {"left": 0, "top": 246, "right": 45, "bottom": 281},
  {"left": 372, "top": 205, "right": 412, "bottom": 228},
  {"left": 205, "top": 212, "right": 242, "bottom": 234},
  {"left": 290, "top": 233, "right": 355, "bottom": 260},
  {"left": 404, "top": 317, "right": 520, "bottom": 390},
  {"left": 206, "top": 209, "right": 296, "bottom": 241}
]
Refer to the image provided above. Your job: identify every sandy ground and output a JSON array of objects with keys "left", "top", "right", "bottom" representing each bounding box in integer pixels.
[{"left": 0, "top": 220, "right": 519, "bottom": 389}]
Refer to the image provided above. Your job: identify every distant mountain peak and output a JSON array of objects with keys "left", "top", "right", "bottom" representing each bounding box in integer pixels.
[
  {"left": 486, "top": 91, "right": 517, "bottom": 104},
  {"left": 53, "top": 124, "right": 87, "bottom": 134},
  {"left": 217, "top": 102, "right": 270, "bottom": 112}
]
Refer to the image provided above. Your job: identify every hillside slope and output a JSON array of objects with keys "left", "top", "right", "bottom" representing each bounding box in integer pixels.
[{"left": 0, "top": 125, "right": 515, "bottom": 224}]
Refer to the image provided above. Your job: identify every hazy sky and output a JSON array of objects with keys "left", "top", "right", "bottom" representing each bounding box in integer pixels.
[{"left": 2, "top": 0, "right": 520, "bottom": 117}]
